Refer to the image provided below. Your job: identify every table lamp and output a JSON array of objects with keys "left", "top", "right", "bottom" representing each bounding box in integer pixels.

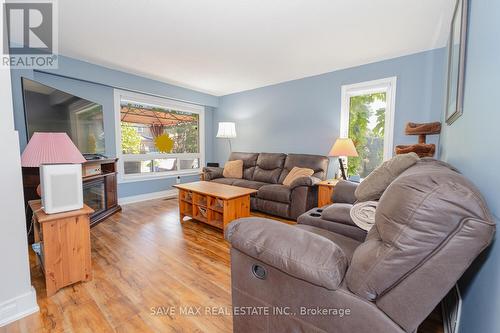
[
  {"left": 328, "top": 138, "right": 358, "bottom": 180},
  {"left": 21, "top": 132, "right": 87, "bottom": 214},
  {"left": 216, "top": 122, "right": 237, "bottom": 153}
]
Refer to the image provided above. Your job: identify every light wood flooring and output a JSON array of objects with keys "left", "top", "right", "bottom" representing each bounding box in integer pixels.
[{"left": 2, "top": 198, "right": 443, "bottom": 333}]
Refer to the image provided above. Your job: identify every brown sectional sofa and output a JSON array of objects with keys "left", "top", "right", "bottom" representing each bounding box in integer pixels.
[
  {"left": 202, "top": 152, "right": 329, "bottom": 220},
  {"left": 225, "top": 158, "right": 496, "bottom": 332}
]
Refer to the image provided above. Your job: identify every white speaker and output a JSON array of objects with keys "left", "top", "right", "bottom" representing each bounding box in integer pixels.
[{"left": 40, "top": 164, "right": 83, "bottom": 214}]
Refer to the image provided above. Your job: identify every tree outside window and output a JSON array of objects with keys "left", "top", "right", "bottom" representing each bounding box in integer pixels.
[{"left": 347, "top": 92, "right": 386, "bottom": 177}]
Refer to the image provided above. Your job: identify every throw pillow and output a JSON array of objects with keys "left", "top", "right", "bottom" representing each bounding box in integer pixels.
[
  {"left": 354, "top": 152, "right": 419, "bottom": 201},
  {"left": 282, "top": 167, "right": 314, "bottom": 186},
  {"left": 223, "top": 160, "right": 243, "bottom": 179}
]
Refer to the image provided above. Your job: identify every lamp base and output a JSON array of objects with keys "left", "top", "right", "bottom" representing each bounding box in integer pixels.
[{"left": 338, "top": 157, "right": 347, "bottom": 180}]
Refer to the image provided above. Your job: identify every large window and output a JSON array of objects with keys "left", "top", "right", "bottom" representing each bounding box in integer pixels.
[
  {"left": 114, "top": 90, "right": 204, "bottom": 182},
  {"left": 340, "top": 77, "right": 396, "bottom": 178}
]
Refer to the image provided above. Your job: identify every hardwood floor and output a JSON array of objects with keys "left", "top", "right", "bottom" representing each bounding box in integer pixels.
[{"left": 2, "top": 198, "right": 443, "bottom": 333}]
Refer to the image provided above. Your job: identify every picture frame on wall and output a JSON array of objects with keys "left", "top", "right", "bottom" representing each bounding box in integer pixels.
[{"left": 445, "top": 0, "right": 468, "bottom": 125}]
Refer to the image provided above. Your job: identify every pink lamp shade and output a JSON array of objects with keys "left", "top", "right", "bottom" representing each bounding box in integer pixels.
[{"left": 21, "top": 132, "right": 86, "bottom": 167}]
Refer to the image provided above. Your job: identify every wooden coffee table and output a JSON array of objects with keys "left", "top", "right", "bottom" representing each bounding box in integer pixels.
[{"left": 173, "top": 181, "right": 258, "bottom": 234}]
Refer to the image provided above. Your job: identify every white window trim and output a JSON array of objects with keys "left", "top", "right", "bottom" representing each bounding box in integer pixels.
[
  {"left": 114, "top": 89, "right": 205, "bottom": 183},
  {"left": 340, "top": 76, "right": 397, "bottom": 161}
]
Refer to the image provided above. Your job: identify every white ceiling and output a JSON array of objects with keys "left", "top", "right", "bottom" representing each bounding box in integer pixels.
[{"left": 58, "top": 0, "right": 455, "bottom": 96}]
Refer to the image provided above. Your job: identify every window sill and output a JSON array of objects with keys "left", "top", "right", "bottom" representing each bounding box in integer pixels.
[{"left": 118, "top": 169, "right": 201, "bottom": 184}]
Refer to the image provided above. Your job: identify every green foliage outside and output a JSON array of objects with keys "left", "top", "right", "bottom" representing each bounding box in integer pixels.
[
  {"left": 121, "top": 122, "right": 142, "bottom": 154},
  {"left": 164, "top": 117, "right": 199, "bottom": 153},
  {"left": 347, "top": 92, "right": 386, "bottom": 177}
]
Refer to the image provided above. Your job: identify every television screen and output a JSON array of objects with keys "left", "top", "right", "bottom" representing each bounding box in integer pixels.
[{"left": 22, "top": 78, "right": 106, "bottom": 155}]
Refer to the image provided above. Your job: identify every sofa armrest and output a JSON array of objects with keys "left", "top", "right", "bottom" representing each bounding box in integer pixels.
[
  {"left": 226, "top": 217, "right": 348, "bottom": 290},
  {"left": 202, "top": 166, "right": 224, "bottom": 180},
  {"left": 289, "top": 176, "right": 321, "bottom": 189},
  {"left": 332, "top": 180, "right": 359, "bottom": 204}
]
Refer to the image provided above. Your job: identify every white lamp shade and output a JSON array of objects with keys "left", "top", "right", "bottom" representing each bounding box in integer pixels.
[
  {"left": 328, "top": 138, "right": 358, "bottom": 157},
  {"left": 216, "top": 122, "right": 237, "bottom": 138}
]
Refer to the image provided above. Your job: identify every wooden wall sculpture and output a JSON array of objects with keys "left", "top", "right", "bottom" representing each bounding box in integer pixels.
[{"left": 395, "top": 122, "right": 441, "bottom": 157}]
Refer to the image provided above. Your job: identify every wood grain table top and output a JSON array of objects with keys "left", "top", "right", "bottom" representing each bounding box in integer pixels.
[
  {"left": 28, "top": 200, "right": 94, "bottom": 223},
  {"left": 317, "top": 179, "right": 340, "bottom": 187},
  {"left": 173, "top": 181, "right": 257, "bottom": 199}
]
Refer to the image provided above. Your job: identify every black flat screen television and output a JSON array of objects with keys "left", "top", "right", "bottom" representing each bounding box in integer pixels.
[{"left": 22, "top": 78, "right": 106, "bottom": 155}]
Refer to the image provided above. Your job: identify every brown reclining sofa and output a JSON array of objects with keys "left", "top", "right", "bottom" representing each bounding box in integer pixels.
[
  {"left": 225, "top": 159, "right": 496, "bottom": 332},
  {"left": 202, "top": 152, "right": 329, "bottom": 220}
]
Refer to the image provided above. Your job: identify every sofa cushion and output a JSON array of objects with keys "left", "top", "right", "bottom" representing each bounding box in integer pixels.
[
  {"left": 354, "top": 152, "right": 419, "bottom": 201},
  {"left": 253, "top": 153, "right": 286, "bottom": 184},
  {"left": 229, "top": 152, "right": 259, "bottom": 180},
  {"left": 223, "top": 160, "right": 243, "bottom": 179},
  {"left": 279, "top": 153, "right": 329, "bottom": 183},
  {"left": 232, "top": 179, "right": 268, "bottom": 190},
  {"left": 253, "top": 167, "right": 283, "bottom": 184},
  {"left": 255, "top": 198, "right": 290, "bottom": 219},
  {"left": 297, "top": 207, "right": 367, "bottom": 242},
  {"left": 296, "top": 224, "right": 361, "bottom": 262},
  {"left": 288, "top": 175, "right": 320, "bottom": 189},
  {"left": 226, "top": 218, "right": 348, "bottom": 290},
  {"left": 282, "top": 167, "right": 314, "bottom": 186},
  {"left": 257, "top": 184, "right": 292, "bottom": 203},
  {"left": 332, "top": 180, "right": 359, "bottom": 204},
  {"left": 212, "top": 178, "right": 238, "bottom": 185},
  {"left": 321, "top": 203, "right": 356, "bottom": 226}
]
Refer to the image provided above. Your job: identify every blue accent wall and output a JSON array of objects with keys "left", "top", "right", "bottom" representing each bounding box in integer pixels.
[
  {"left": 439, "top": 0, "right": 500, "bottom": 332},
  {"left": 214, "top": 48, "right": 446, "bottom": 177},
  {"left": 10, "top": 55, "right": 218, "bottom": 198}
]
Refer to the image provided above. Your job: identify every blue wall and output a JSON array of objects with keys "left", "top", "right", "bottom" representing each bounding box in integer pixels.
[
  {"left": 215, "top": 48, "right": 446, "bottom": 176},
  {"left": 10, "top": 56, "right": 218, "bottom": 198},
  {"left": 11, "top": 49, "right": 447, "bottom": 198},
  {"left": 439, "top": 0, "right": 500, "bottom": 332}
]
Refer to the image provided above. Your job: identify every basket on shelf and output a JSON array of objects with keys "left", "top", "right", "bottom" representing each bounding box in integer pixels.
[
  {"left": 214, "top": 198, "right": 224, "bottom": 210},
  {"left": 198, "top": 207, "right": 208, "bottom": 219}
]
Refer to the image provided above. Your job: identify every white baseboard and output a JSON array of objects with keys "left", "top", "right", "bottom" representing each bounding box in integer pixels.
[
  {"left": 118, "top": 189, "right": 178, "bottom": 205},
  {"left": 0, "top": 287, "right": 39, "bottom": 327}
]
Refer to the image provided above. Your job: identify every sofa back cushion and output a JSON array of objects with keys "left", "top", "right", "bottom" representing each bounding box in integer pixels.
[
  {"left": 278, "top": 154, "right": 329, "bottom": 183},
  {"left": 229, "top": 152, "right": 259, "bottom": 180},
  {"left": 346, "top": 159, "right": 495, "bottom": 301},
  {"left": 252, "top": 153, "right": 287, "bottom": 184},
  {"left": 354, "top": 152, "right": 419, "bottom": 202}
]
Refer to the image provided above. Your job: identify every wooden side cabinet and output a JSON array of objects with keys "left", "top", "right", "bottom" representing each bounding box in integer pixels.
[
  {"left": 29, "top": 200, "right": 94, "bottom": 297},
  {"left": 317, "top": 179, "right": 339, "bottom": 207}
]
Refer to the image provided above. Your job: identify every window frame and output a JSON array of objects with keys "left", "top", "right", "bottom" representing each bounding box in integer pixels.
[
  {"left": 114, "top": 89, "right": 205, "bottom": 184},
  {"left": 340, "top": 76, "right": 397, "bottom": 162}
]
